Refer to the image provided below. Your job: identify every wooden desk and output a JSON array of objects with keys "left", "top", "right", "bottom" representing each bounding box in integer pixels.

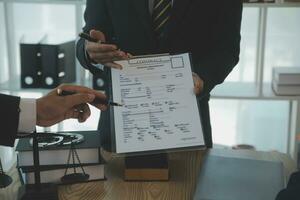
[
  {"left": 58, "top": 150, "right": 205, "bottom": 200},
  {"left": 0, "top": 149, "right": 297, "bottom": 200}
]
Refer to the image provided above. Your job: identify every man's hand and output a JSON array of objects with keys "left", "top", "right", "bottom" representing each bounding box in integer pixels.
[
  {"left": 85, "top": 29, "right": 128, "bottom": 69},
  {"left": 36, "top": 84, "right": 108, "bottom": 127},
  {"left": 193, "top": 72, "right": 204, "bottom": 96}
]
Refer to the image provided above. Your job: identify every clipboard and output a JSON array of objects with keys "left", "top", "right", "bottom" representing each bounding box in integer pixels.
[{"left": 107, "top": 53, "right": 207, "bottom": 156}]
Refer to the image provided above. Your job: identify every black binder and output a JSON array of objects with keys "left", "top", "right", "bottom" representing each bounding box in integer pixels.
[
  {"left": 40, "top": 41, "right": 76, "bottom": 88},
  {"left": 93, "top": 73, "right": 108, "bottom": 91},
  {"left": 20, "top": 43, "right": 42, "bottom": 88},
  {"left": 20, "top": 40, "right": 76, "bottom": 89}
]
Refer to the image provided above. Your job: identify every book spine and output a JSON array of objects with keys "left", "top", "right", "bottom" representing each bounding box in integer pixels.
[
  {"left": 23, "top": 164, "right": 105, "bottom": 184},
  {"left": 17, "top": 148, "right": 101, "bottom": 166}
]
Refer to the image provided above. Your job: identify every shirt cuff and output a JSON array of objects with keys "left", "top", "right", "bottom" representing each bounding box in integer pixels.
[
  {"left": 18, "top": 98, "right": 36, "bottom": 133},
  {"left": 84, "top": 44, "right": 105, "bottom": 71}
]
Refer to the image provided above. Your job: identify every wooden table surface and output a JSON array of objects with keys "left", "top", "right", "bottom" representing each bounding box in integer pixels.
[{"left": 0, "top": 149, "right": 297, "bottom": 200}]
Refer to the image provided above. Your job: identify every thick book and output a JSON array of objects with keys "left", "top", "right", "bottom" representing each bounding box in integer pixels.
[
  {"left": 272, "top": 80, "right": 300, "bottom": 95},
  {"left": 16, "top": 131, "right": 102, "bottom": 166},
  {"left": 106, "top": 53, "right": 206, "bottom": 154},
  {"left": 20, "top": 163, "right": 105, "bottom": 184},
  {"left": 193, "top": 155, "right": 285, "bottom": 200},
  {"left": 272, "top": 67, "right": 300, "bottom": 85}
]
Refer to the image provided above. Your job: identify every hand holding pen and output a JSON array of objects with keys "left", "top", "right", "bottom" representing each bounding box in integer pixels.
[
  {"left": 50, "top": 84, "right": 122, "bottom": 124},
  {"left": 36, "top": 84, "right": 110, "bottom": 126},
  {"left": 57, "top": 89, "right": 123, "bottom": 107},
  {"left": 82, "top": 30, "right": 129, "bottom": 69}
]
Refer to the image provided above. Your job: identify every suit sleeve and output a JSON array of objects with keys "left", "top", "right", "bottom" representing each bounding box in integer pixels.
[
  {"left": 276, "top": 171, "right": 300, "bottom": 200},
  {"left": 0, "top": 94, "right": 21, "bottom": 147},
  {"left": 76, "top": 0, "right": 114, "bottom": 75},
  {"left": 193, "top": 0, "right": 242, "bottom": 97}
]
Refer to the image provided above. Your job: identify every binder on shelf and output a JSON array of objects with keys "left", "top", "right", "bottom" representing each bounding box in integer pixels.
[
  {"left": 93, "top": 73, "right": 108, "bottom": 91},
  {"left": 20, "top": 35, "right": 43, "bottom": 88},
  {"left": 40, "top": 38, "right": 76, "bottom": 88},
  {"left": 20, "top": 34, "right": 76, "bottom": 89}
]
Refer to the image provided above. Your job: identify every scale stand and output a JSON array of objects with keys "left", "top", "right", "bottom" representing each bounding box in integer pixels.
[
  {"left": 18, "top": 132, "right": 58, "bottom": 200},
  {"left": 61, "top": 139, "right": 89, "bottom": 184}
]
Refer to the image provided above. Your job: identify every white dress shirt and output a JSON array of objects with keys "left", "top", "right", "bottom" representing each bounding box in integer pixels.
[{"left": 18, "top": 98, "right": 36, "bottom": 133}]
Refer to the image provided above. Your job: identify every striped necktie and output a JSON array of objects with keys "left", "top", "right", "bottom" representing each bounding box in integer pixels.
[{"left": 152, "top": 0, "right": 172, "bottom": 39}]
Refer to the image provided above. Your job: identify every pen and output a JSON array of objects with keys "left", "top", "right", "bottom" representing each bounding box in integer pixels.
[
  {"left": 79, "top": 32, "right": 120, "bottom": 49},
  {"left": 79, "top": 32, "right": 129, "bottom": 59},
  {"left": 78, "top": 32, "right": 100, "bottom": 43},
  {"left": 57, "top": 89, "right": 123, "bottom": 107}
]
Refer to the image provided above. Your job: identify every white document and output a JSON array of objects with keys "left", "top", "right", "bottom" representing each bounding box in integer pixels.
[{"left": 111, "top": 53, "right": 205, "bottom": 153}]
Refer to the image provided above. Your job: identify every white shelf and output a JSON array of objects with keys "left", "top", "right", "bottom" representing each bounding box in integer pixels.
[
  {"left": 0, "top": 79, "right": 93, "bottom": 95},
  {"left": 244, "top": 2, "right": 300, "bottom": 7},
  {"left": 0, "top": 81, "right": 51, "bottom": 96},
  {"left": 211, "top": 82, "right": 300, "bottom": 101}
]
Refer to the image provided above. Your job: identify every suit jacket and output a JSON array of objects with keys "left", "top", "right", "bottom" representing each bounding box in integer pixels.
[
  {"left": 276, "top": 171, "right": 300, "bottom": 200},
  {"left": 0, "top": 94, "right": 20, "bottom": 147},
  {"left": 77, "top": 0, "right": 243, "bottom": 150}
]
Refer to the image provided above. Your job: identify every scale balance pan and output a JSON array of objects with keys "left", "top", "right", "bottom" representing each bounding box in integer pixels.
[
  {"left": 29, "top": 132, "right": 85, "bottom": 148},
  {"left": 61, "top": 173, "right": 90, "bottom": 184},
  {"left": 60, "top": 132, "right": 85, "bottom": 146},
  {"left": 0, "top": 174, "right": 13, "bottom": 188}
]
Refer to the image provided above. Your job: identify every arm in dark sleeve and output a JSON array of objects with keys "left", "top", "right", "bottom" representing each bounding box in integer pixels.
[
  {"left": 276, "top": 171, "right": 300, "bottom": 200},
  {"left": 76, "top": 0, "right": 114, "bottom": 75},
  {"left": 194, "top": 0, "right": 243, "bottom": 97},
  {"left": 0, "top": 94, "right": 20, "bottom": 147}
]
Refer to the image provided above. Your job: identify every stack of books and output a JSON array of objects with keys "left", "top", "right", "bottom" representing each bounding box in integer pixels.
[
  {"left": 15, "top": 131, "right": 105, "bottom": 185},
  {"left": 272, "top": 67, "right": 300, "bottom": 96}
]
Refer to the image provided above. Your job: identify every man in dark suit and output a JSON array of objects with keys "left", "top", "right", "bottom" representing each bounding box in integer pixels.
[
  {"left": 0, "top": 84, "right": 107, "bottom": 147},
  {"left": 77, "top": 0, "right": 243, "bottom": 150}
]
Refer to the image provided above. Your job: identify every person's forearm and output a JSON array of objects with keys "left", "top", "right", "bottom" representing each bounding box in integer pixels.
[
  {"left": 193, "top": 50, "right": 239, "bottom": 97},
  {"left": 192, "top": 1, "right": 242, "bottom": 97},
  {"left": 84, "top": 41, "right": 105, "bottom": 71},
  {"left": 76, "top": 37, "right": 106, "bottom": 75}
]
